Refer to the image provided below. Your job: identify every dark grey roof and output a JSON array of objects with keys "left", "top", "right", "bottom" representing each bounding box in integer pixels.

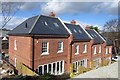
[
  {"left": 8, "top": 15, "right": 69, "bottom": 37},
  {"left": 86, "top": 29, "right": 104, "bottom": 44},
  {"left": 101, "top": 34, "right": 113, "bottom": 46},
  {"left": 65, "top": 23, "right": 91, "bottom": 41}
]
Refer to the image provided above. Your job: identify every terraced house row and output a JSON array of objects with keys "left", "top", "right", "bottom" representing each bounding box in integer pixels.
[{"left": 8, "top": 12, "right": 113, "bottom": 75}]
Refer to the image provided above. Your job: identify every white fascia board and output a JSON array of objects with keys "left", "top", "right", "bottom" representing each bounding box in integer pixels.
[
  {"left": 93, "top": 29, "right": 106, "bottom": 42},
  {"left": 58, "top": 17, "right": 72, "bottom": 34}
]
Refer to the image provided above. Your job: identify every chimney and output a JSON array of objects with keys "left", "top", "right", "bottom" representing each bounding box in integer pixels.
[
  {"left": 49, "top": 12, "right": 55, "bottom": 17},
  {"left": 85, "top": 25, "right": 91, "bottom": 29},
  {"left": 70, "top": 20, "right": 76, "bottom": 25}
]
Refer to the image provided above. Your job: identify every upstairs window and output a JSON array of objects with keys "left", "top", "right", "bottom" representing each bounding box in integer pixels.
[
  {"left": 41, "top": 42, "right": 49, "bottom": 55},
  {"left": 75, "top": 45, "right": 79, "bottom": 55},
  {"left": 83, "top": 44, "right": 87, "bottom": 53},
  {"left": 14, "top": 39, "right": 17, "bottom": 50},
  {"left": 109, "top": 47, "right": 112, "bottom": 53},
  {"left": 106, "top": 47, "right": 108, "bottom": 54},
  {"left": 99, "top": 46, "right": 101, "bottom": 53},
  {"left": 93, "top": 46, "right": 96, "bottom": 54},
  {"left": 58, "top": 42, "right": 63, "bottom": 53}
]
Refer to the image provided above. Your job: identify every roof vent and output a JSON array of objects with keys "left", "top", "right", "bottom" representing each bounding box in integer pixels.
[
  {"left": 70, "top": 20, "right": 76, "bottom": 25},
  {"left": 49, "top": 12, "right": 55, "bottom": 17},
  {"left": 25, "top": 23, "right": 28, "bottom": 28}
]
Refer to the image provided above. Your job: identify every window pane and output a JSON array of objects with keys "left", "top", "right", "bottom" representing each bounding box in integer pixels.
[
  {"left": 53, "top": 63, "right": 55, "bottom": 74},
  {"left": 58, "top": 42, "right": 63, "bottom": 51},
  {"left": 44, "top": 65, "right": 47, "bottom": 74},
  {"left": 48, "top": 64, "right": 51, "bottom": 74},
  {"left": 57, "top": 62, "right": 59, "bottom": 73},
  {"left": 42, "top": 42, "right": 48, "bottom": 53},
  {"left": 60, "top": 61, "right": 63, "bottom": 73},
  {"left": 39, "top": 66, "right": 42, "bottom": 75}
]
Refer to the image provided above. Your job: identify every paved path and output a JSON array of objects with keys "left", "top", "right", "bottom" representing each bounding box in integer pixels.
[{"left": 73, "top": 61, "right": 118, "bottom": 78}]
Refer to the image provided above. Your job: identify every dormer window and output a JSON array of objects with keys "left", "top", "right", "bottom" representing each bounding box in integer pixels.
[{"left": 78, "top": 30, "right": 82, "bottom": 33}]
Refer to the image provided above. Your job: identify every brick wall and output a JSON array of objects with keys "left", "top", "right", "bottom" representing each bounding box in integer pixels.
[{"left": 9, "top": 36, "right": 33, "bottom": 68}]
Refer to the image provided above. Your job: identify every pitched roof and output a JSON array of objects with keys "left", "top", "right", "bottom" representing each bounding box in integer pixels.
[
  {"left": 65, "top": 23, "right": 91, "bottom": 41},
  {"left": 8, "top": 15, "right": 69, "bottom": 37},
  {"left": 86, "top": 29, "right": 105, "bottom": 44},
  {"left": 100, "top": 34, "right": 113, "bottom": 46}
]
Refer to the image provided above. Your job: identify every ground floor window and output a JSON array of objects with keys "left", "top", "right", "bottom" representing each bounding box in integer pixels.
[
  {"left": 93, "top": 58, "right": 101, "bottom": 68},
  {"left": 38, "top": 60, "right": 64, "bottom": 75},
  {"left": 73, "top": 59, "right": 87, "bottom": 73}
]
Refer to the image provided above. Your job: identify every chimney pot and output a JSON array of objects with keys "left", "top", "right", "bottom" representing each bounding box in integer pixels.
[
  {"left": 86, "top": 25, "right": 91, "bottom": 29},
  {"left": 49, "top": 12, "right": 55, "bottom": 17},
  {"left": 70, "top": 20, "right": 76, "bottom": 25}
]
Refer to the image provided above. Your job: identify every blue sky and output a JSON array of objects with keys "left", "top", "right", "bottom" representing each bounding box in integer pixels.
[{"left": 0, "top": 1, "right": 118, "bottom": 30}]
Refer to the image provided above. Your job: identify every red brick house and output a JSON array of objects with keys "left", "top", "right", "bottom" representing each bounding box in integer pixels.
[
  {"left": 86, "top": 29, "right": 112, "bottom": 68},
  {"left": 8, "top": 13, "right": 113, "bottom": 75},
  {"left": 8, "top": 13, "right": 74, "bottom": 75},
  {"left": 64, "top": 21, "right": 93, "bottom": 73}
]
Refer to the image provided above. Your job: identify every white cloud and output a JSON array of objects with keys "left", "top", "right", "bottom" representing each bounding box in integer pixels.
[
  {"left": 40, "top": 0, "right": 118, "bottom": 15},
  {"left": 0, "top": 16, "right": 27, "bottom": 29}
]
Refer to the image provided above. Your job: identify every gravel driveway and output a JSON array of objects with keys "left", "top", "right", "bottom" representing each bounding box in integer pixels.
[{"left": 73, "top": 61, "right": 118, "bottom": 78}]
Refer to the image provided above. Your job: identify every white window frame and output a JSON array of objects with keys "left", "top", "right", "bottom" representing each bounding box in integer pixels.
[
  {"left": 38, "top": 60, "right": 64, "bottom": 75},
  {"left": 94, "top": 46, "right": 97, "bottom": 54},
  {"left": 99, "top": 45, "right": 101, "bottom": 53},
  {"left": 75, "top": 45, "right": 79, "bottom": 55},
  {"left": 14, "top": 39, "right": 17, "bottom": 50},
  {"left": 83, "top": 44, "right": 87, "bottom": 53},
  {"left": 106, "top": 47, "right": 108, "bottom": 54},
  {"left": 41, "top": 42, "right": 49, "bottom": 55},
  {"left": 57, "top": 42, "right": 63, "bottom": 53}
]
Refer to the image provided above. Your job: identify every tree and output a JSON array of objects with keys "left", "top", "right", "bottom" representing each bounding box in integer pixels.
[
  {"left": 90, "top": 26, "right": 99, "bottom": 32},
  {"left": 0, "top": 2, "right": 21, "bottom": 59},
  {"left": 102, "top": 19, "right": 119, "bottom": 55}
]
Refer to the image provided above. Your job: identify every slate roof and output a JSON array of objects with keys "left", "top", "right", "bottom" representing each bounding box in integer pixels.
[
  {"left": 100, "top": 34, "right": 113, "bottom": 46},
  {"left": 65, "top": 23, "right": 91, "bottom": 41},
  {"left": 8, "top": 15, "right": 69, "bottom": 37},
  {"left": 86, "top": 29, "right": 104, "bottom": 44}
]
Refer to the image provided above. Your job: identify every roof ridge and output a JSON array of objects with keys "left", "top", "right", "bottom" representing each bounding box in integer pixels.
[{"left": 29, "top": 14, "right": 41, "bottom": 34}]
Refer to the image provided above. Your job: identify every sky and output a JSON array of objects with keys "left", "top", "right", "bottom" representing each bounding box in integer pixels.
[{"left": 0, "top": 0, "right": 118, "bottom": 30}]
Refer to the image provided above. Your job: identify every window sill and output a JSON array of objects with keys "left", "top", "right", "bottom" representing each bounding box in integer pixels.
[
  {"left": 75, "top": 53, "right": 79, "bottom": 55},
  {"left": 41, "top": 52, "right": 49, "bottom": 56},
  {"left": 83, "top": 51, "right": 87, "bottom": 53},
  {"left": 57, "top": 51, "right": 63, "bottom": 53}
]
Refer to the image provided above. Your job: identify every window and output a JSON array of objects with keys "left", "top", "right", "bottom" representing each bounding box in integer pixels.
[
  {"left": 94, "top": 47, "right": 96, "bottom": 54},
  {"left": 75, "top": 45, "right": 79, "bottom": 55},
  {"left": 99, "top": 46, "right": 101, "bottom": 53},
  {"left": 106, "top": 47, "right": 108, "bottom": 54},
  {"left": 57, "top": 42, "right": 63, "bottom": 53},
  {"left": 78, "top": 30, "right": 82, "bottom": 33},
  {"left": 83, "top": 44, "right": 87, "bottom": 53},
  {"left": 44, "top": 65, "right": 47, "bottom": 74},
  {"left": 39, "top": 66, "right": 42, "bottom": 75},
  {"left": 42, "top": 42, "right": 49, "bottom": 55},
  {"left": 54, "top": 23, "right": 59, "bottom": 27},
  {"left": 14, "top": 39, "right": 17, "bottom": 50},
  {"left": 44, "top": 21, "right": 48, "bottom": 26},
  {"left": 74, "top": 29, "right": 77, "bottom": 33},
  {"left": 48, "top": 64, "right": 51, "bottom": 74},
  {"left": 109, "top": 47, "right": 112, "bottom": 53}
]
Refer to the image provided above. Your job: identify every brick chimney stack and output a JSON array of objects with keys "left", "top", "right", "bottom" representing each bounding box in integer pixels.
[
  {"left": 70, "top": 20, "right": 76, "bottom": 25},
  {"left": 86, "top": 25, "right": 91, "bottom": 29},
  {"left": 49, "top": 12, "right": 55, "bottom": 17}
]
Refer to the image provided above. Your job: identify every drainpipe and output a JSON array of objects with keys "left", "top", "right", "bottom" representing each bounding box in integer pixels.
[
  {"left": 70, "top": 41, "right": 73, "bottom": 64},
  {"left": 32, "top": 36, "right": 34, "bottom": 71}
]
